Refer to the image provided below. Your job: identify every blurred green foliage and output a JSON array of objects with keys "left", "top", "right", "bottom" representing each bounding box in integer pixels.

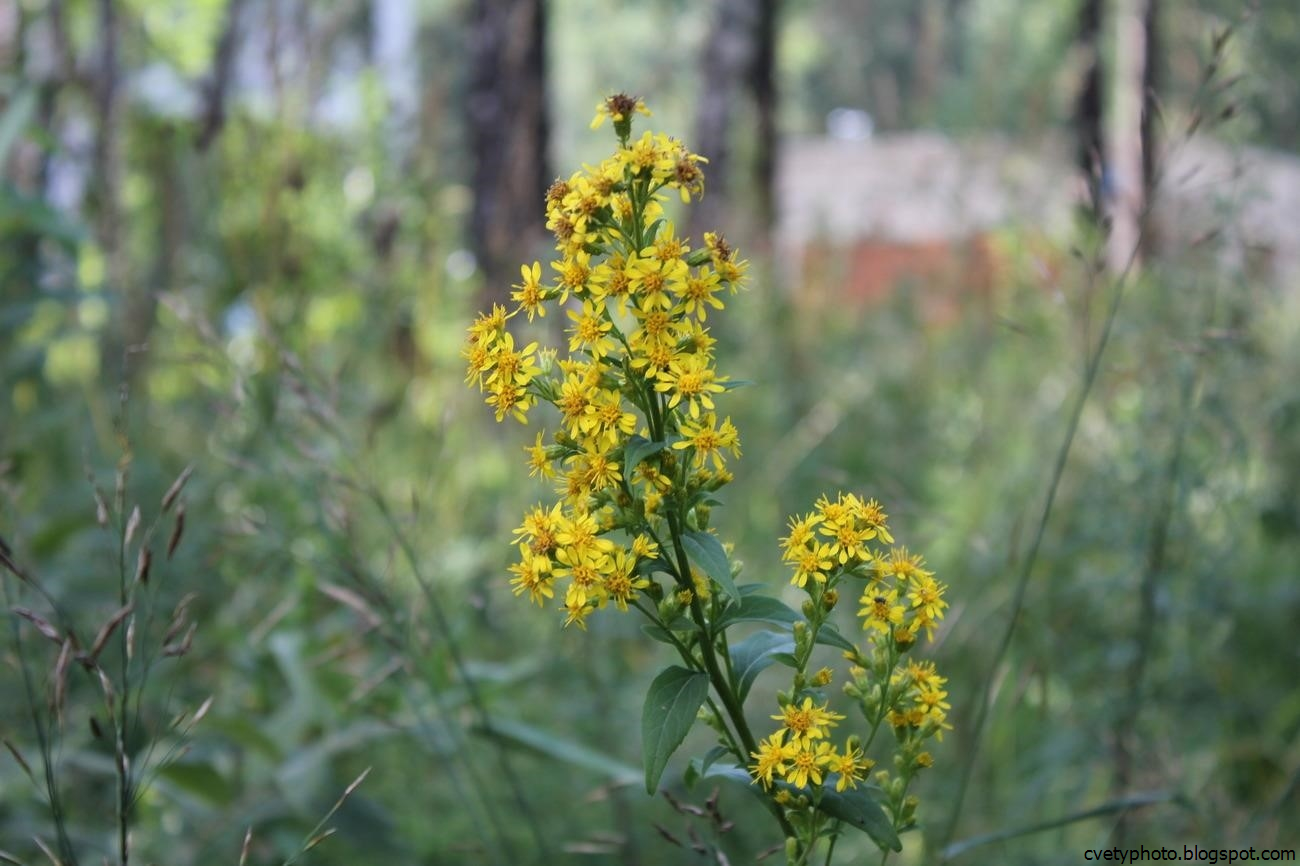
[{"left": 2, "top": 0, "right": 1298, "bottom": 863}]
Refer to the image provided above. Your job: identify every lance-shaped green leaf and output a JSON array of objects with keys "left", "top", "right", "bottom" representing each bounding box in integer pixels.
[
  {"left": 729, "top": 630, "right": 796, "bottom": 700},
  {"left": 641, "top": 666, "right": 710, "bottom": 793},
  {"left": 814, "top": 623, "right": 857, "bottom": 653},
  {"left": 817, "top": 784, "right": 901, "bottom": 852},
  {"left": 680, "top": 531, "right": 740, "bottom": 603},
  {"left": 715, "top": 592, "right": 800, "bottom": 630},
  {"left": 622, "top": 435, "right": 671, "bottom": 472}
]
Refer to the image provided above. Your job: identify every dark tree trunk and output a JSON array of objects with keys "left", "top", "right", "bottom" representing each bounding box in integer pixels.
[
  {"left": 466, "top": 0, "right": 549, "bottom": 306},
  {"left": 689, "top": 0, "right": 780, "bottom": 244},
  {"left": 1140, "top": 0, "right": 1161, "bottom": 247},
  {"left": 1075, "top": 0, "right": 1105, "bottom": 222},
  {"left": 750, "top": 0, "right": 778, "bottom": 238},
  {"left": 690, "top": 0, "right": 761, "bottom": 242}
]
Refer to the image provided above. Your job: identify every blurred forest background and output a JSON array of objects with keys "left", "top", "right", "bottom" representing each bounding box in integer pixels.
[{"left": 2, "top": 0, "right": 1298, "bottom": 863}]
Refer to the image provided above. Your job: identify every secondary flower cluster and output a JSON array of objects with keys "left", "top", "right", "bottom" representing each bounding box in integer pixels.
[
  {"left": 751, "top": 493, "right": 951, "bottom": 829},
  {"left": 463, "top": 95, "right": 748, "bottom": 628},
  {"left": 749, "top": 697, "right": 874, "bottom": 794}
]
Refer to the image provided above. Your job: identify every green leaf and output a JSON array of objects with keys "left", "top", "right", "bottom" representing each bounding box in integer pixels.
[
  {"left": 818, "top": 784, "right": 901, "bottom": 852},
  {"left": 814, "top": 623, "right": 857, "bottom": 653},
  {"left": 715, "top": 593, "right": 800, "bottom": 630},
  {"left": 729, "top": 630, "right": 796, "bottom": 700},
  {"left": 479, "top": 717, "right": 641, "bottom": 784},
  {"left": 642, "top": 666, "right": 710, "bottom": 793},
  {"left": 681, "top": 531, "right": 740, "bottom": 603},
  {"left": 623, "top": 435, "right": 669, "bottom": 472},
  {"left": 685, "top": 745, "right": 733, "bottom": 789}
]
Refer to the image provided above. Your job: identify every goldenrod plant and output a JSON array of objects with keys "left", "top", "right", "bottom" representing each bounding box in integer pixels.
[{"left": 463, "top": 94, "right": 951, "bottom": 864}]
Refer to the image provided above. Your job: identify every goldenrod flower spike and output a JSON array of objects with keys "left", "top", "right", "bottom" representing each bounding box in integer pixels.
[{"left": 463, "top": 97, "right": 950, "bottom": 863}]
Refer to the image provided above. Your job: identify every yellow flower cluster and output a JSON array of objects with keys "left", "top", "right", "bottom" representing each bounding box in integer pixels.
[
  {"left": 754, "top": 492, "right": 950, "bottom": 826},
  {"left": 463, "top": 95, "right": 748, "bottom": 628},
  {"left": 749, "top": 698, "right": 874, "bottom": 794}
]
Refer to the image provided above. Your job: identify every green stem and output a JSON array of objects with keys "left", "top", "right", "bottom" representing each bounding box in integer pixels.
[{"left": 663, "top": 510, "right": 797, "bottom": 842}]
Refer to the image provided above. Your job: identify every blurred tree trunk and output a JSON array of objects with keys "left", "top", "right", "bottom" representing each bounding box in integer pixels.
[
  {"left": 690, "top": 0, "right": 779, "bottom": 244},
  {"left": 1139, "top": 0, "right": 1160, "bottom": 254},
  {"left": 466, "top": 0, "right": 549, "bottom": 306},
  {"left": 690, "top": 0, "right": 760, "bottom": 241},
  {"left": 907, "top": 0, "right": 942, "bottom": 125},
  {"left": 1074, "top": 0, "right": 1105, "bottom": 222},
  {"left": 750, "top": 0, "right": 778, "bottom": 239}
]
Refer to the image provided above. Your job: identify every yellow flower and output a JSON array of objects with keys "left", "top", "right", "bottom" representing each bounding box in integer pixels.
[
  {"left": 671, "top": 267, "right": 725, "bottom": 321},
  {"left": 603, "top": 549, "right": 649, "bottom": 611},
  {"left": 654, "top": 354, "right": 727, "bottom": 419},
  {"left": 566, "top": 299, "right": 617, "bottom": 358},
  {"left": 858, "top": 587, "right": 905, "bottom": 635},
  {"left": 513, "top": 502, "right": 562, "bottom": 555},
  {"left": 551, "top": 251, "right": 592, "bottom": 302},
  {"left": 826, "top": 746, "right": 874, "bottom": 792},
  {"left": 556, "top": 545, "right": 607, "bottom": 608},
  {"left": 879, "top": 546, "right": 930, "bottom": 583},
  {"left": 785, "top": 740, "right": 834, "bottom": 789},
  {"left": 672, "top": 413, "right": 741, "bottom": 471},
  {"left": 780, "top": 512, "right": 823, "bottom": 561},
  {"left": 583, "top": 389, "right": 637, "bottom": 449},
  {"left": 749, "top": 732, "right": 796, "bottom": 790},
  {"left": 790, "top": 542, "right": 835, "bottom": 588},
  {"left": 508, "top": 545, "right": 554, "bottom": 606},
  {"left": 525, "top": 432, "right": 555, "bottom": 480},
  {"left": 908, "top": 574, "right": 948, "bottom": 623},
  {"left": 772, "top": 697, "right": 845, "bottom": 744},
  {"left": 511, "top": 261, "right": 547, "bottom": 321}
]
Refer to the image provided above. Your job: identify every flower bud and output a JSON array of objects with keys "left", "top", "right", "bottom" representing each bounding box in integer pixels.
[{"left": 822, "top": 588, "right": 839, "bottom": 611}]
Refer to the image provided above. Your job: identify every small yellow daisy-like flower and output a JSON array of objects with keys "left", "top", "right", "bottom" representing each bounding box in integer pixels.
[
  {"left": 780, "top": 512, "right": 823, "bottom": 561},
  {"left": 654, "top": 353, "right": 727, "bottom": 419},
  {"left": 671, "top": 267, "right": 725, "bottom": 321},
  {"left": 790, "top": 542, "right": 834, "bottom": 588},
  {"left": 819, "top": 518, "right": 871, "bottom": 565},
  {"left": 582, "top": 389, "right": 637, "bottom": 448},
  {"left": 673, "top": 412, "right": 741, "bottom": 471},
  {"left": 826, "top": 746, "right": 874, "bottom": 792},
  {"left": 486, "top": 380, "right": 534, "bottom": 424},
  {"left": 878, "top": 546, "right": 930, "bottom": 583},
  {"left": 513, "top": 502, "right": 562, "bottom": 555},
  {"left": 749, "top": 731, "right": 796, "bottom": 790},
  {"left": 908, "top": 574, "right": 948, "bottom": 623},
  {"left": 508, "top": 544, "right": 554, "bottom": 606},
  {"left": 603, "top": 549, "right": 650, "bottom": 612},
  {"left": 555, "top": 510, "right": 614, "bottom": 558},
  {"left": 772, "top": 697, "right": 845, "bottom": 744},
  {"left": 567, "top": 299, "right": 617, "bottom": 359},
  {"left": 556, "top": 545, "right": 608, "bottom": 608},
  {"left": 524, "top": 432, "right": 555, "bottom": 480},
  {"left": 511, "top": 261, "right": 547, "bottom": 321},
  {"left": 562, "top": 597, "right": 593, "bottom": 630},
  {"left": 858, "top": 587, "right": 905, "bottom": 635},
  {"left": 551, "top": 251, "right": 592, "bottom": 302},
  {"left": 785, "top": 740, "right": 834, "bottom": 789},
  {"left": 630, "top": 534, "right": 659, "bottom": 560}
]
